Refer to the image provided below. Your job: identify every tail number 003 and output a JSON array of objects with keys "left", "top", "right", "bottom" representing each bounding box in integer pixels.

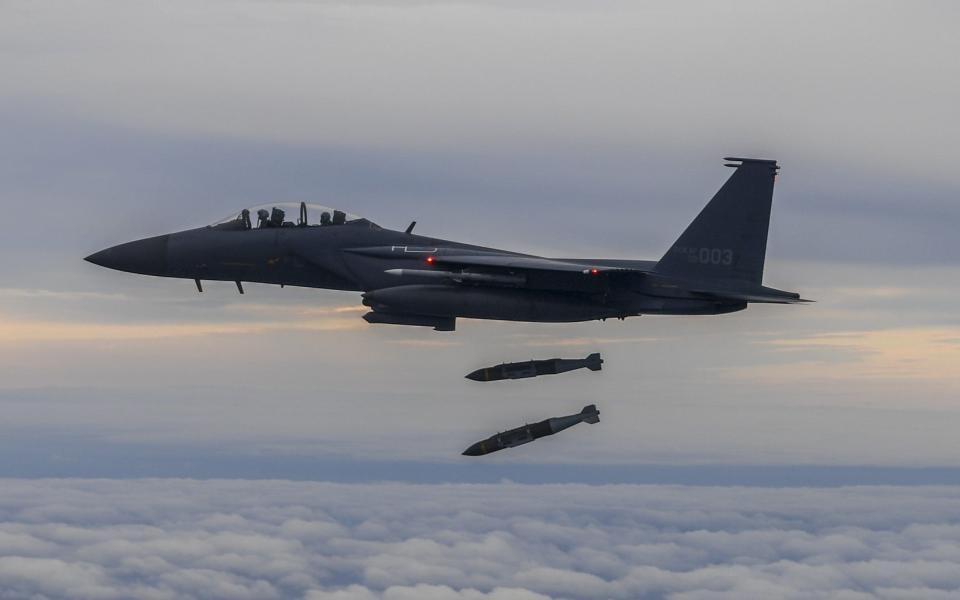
[{"left": 684, "top": 247, "right": 734, "bottom": 265}]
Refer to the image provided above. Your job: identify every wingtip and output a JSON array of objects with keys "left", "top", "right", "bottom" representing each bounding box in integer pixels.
[
  {"left": 723, "top": 157, "right": 780, "bottom": 172},
  {"left": 723, "top": 156, "right": 778, "bottom": 164}
]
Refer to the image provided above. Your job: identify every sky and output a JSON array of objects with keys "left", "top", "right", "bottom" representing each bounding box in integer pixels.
[
  {"left": 2, "top": 0, "right": 959, "bottom": 474},
  {"left": 2, "top": 2, "right": 960, "bottom": 597}
]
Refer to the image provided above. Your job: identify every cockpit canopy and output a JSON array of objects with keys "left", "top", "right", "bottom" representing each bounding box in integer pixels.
[{"left": 210, "top": 202, "right": 378, "bottom": 231}]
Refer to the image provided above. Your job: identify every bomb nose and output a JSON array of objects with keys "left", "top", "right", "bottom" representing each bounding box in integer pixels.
[
  {"left": 85, "top": 234, "right": 170, "bottom": 276},
  {"left": 462, "top": 443, "right": 484, "bottom": 456}
]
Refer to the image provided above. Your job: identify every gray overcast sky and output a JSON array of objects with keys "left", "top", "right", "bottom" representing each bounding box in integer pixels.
[{"left": 2, "top": 0, "right": 960, "bottom": 475}]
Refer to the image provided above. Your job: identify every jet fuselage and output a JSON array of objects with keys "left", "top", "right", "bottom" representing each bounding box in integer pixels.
[{"left": 86, "top": 158, "right": 805, "bottom": 331}]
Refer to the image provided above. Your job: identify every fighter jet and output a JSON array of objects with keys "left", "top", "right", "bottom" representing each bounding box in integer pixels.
[
  {"left": 86, "top": 158, "right": 808, "bottom": 331},
  {"left": 466, "top": 353, "right": 603, "bottom": 381},
  {"left": 462, "top": 404, "right": 600, "bottom": 456}
]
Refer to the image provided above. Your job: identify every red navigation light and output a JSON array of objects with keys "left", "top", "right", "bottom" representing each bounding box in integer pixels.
[
  {"left": 426, "top": 256, "right": 435, "bottom": 264},
  {"left": 590, "top": 268, "right": 599, "bottom": 275}
]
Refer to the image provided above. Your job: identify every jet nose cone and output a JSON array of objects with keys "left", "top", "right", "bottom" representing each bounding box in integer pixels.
[
  {"left": 84, "top": 249, "right": 112, "bottom": 267},
  {"left": 85, "top": 235, "right": 170, "bottom": 275}
]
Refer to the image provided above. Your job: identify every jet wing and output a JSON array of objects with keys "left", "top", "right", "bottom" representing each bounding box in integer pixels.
[
  {"left": 407, "top": 253, "right": 649, "bottom": 293},
  {"left": 432, "top": 254, "right": 640, "bottom": 275}
]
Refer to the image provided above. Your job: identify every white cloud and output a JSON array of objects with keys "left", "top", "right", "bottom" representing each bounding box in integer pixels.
[{"left": 0, "top": 480, "right": 959, "bottom": 599}]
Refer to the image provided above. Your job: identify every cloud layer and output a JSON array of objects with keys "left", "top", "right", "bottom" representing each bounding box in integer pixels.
[{"left": 1, "top": 480, "right": 959, "bottom": 599}]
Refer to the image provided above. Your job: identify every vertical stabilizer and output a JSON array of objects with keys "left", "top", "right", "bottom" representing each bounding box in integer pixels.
[{"left": 654, "top": 158, "right": 778, "bottom": 284}]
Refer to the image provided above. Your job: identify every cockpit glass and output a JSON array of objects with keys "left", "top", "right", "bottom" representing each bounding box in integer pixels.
[{"left": 210, "top": 203, "right": 378, "bottom": 230}]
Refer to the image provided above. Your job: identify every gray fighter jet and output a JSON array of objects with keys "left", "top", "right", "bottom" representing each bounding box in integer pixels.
[
  {"left": 462, "top": 404, "right": 600, "bottom": 456},
  {"left": 86, "top": 158, "right": 807, "bottom": 331}
]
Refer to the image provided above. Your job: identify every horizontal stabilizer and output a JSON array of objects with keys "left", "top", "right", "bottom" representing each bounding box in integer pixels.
[{"left": 691, "top": 285, "right": 812, "bottom": 304}]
